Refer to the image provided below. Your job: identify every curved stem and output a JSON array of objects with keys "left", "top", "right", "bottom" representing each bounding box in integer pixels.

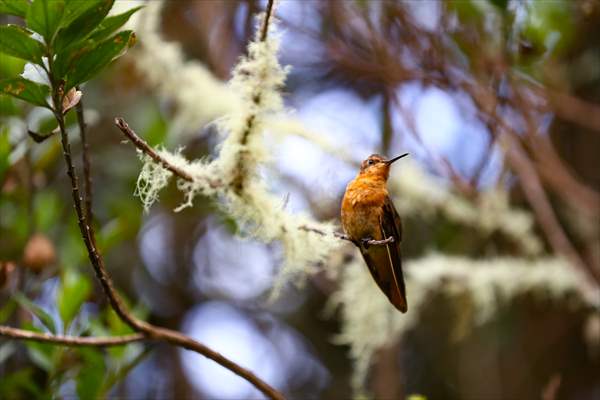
[{"left": 0, "top": 326, "right": 145, "bottom": 347}]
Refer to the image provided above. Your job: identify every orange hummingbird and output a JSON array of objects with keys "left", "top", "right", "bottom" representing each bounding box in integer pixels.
[{"left": 341, "top": 153, "right": 409, "bottom": 313}]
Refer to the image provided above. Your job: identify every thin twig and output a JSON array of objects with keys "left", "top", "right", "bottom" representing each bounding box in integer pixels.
[
  {"left": 299, "top": 225, "right": 394, "bottom": 247},
  {"left": 0, "top": 326, "right": 145, "bottom": 347},
  {"left": 58, "top": 111, "right": 282, "bottom": 399},
  {"left": 116, "top": 117, "right": 381, "bottom": 254},
  {"left": 364, "top": 236, "right": 395, "bottom": 246},
  {"left": 501, "top": 130, "right": 597, "bottom": 283},
  {"left": 464, "top": 81, "right": 599, "bottom": 284},
  {"left": 233, "top": 0, "right": 276, "bottom": 194},
  {"left": 114, "top": 118, "right": 221, "bottom": 189},
  {"left": 260, "top": 0, "right": 275, "bottom": 42},
  {"left": 115, "top": 118, "right": 192, "bottom": 181},
  {"left": 76, "top": 86, "right": 94, "bottom": 226}
]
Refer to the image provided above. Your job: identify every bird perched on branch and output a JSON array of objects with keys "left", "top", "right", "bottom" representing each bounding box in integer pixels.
[{"left": 341, "top": 153, "right": 409, "bottom": 312}]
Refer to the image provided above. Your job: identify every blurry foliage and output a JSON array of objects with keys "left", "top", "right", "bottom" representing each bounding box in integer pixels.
[{"left": 0, "top": 0, "right": 142, "bottom": 397}]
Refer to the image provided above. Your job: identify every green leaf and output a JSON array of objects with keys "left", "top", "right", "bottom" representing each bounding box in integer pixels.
[
  {"left": 488, "top": 0, "right": 509, "bottom": 10},
  {"left": 0, "top": 25, "right": 45, "bottom": 64},
  {"left": 54, "top": 0, "right": 114, "bottom": 53},
  {"left": 0, "top": 0, "right": 30, "bottom": 17},
  {"left": 0, "top": 53, "right": 26, "bottom": 80},
  {"left": 25, "top": 338, "right": 54, "bottom": 371},
  {"left": 101, "top": 347, "right": 149, "bottom": 395},
  {"left": 60, "top": 0, "right": 101, "bottom": 27},
  {"left": 76, "top": 348, "right": 105, "bottom": 400},
  {"left": 0, "top": 95, "right": 20, "bottom": 117},
  {"left": 64, "top": 30, "right": 136, "bottom": 90},
  {"left": 34, "top": 190, "right": 61, "bottom": 232},
  {"left": 26, "top": 0, "right": 65, "bottom": 43},
  {"left": 57, "top": 269, "right": 91, "bottom": 329},
  {"left": 14, "top": 292, "right": 57, "bottom": 334},
  {"left": 0, "top": 128, "right": 10, "bottom": 183},
  {"left": 0, "top": 368, "right": 45, "bottom": 400},
  {"left": 88, "top": 5, "right": 142, "bottom": 43},
  {"left": 0, "top": 342, "right": 16, "bottom": 365},
  {"left": 0, "top": 77, "right": 50, "bottom": 108}
]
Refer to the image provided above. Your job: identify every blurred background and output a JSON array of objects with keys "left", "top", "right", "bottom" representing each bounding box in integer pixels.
[{"left": 1, "top": 0, "right": 599, "bottom": 399}]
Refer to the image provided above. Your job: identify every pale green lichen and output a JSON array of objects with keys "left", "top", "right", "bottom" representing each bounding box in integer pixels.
[
  {"left": 329, "top": 253, "right": 598, "bottom": 393},
  {"left": 133, "top": 6, "right": 341, "bottom": 292},
  {"left": 131, "top": 0, "right": 240, "bottom": 137},
  {"left": 135, "top": 150, "right": 173, "bottom": 211}
]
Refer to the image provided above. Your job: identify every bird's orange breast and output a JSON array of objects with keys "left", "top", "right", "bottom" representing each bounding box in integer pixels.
[{"left": 341, "top": 176, "right": 388, "bottom": 241}]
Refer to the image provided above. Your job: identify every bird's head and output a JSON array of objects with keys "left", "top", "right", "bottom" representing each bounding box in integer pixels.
[{"left": 359, "top": 153, "right": 409, "bottom": 180}]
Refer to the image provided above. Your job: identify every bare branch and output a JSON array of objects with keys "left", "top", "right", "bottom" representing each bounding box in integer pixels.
[
  {"left": 114, "top": 118, "right": 222, "bottom": 189},
  {"left": 76, "top": 86, "right": 94, "bottom": 227},
  {"left": 260, "top": 0, "right": 276, "bottom": 42},
  {"left": 532, "top": 85, "right": 600, "bottom": 134},
  {"left": 0, "top": 326, "right": 145, "bottom": 347},
  {"left": 55, "top": 113, "right": 283, "bottom": 399},
  {"left": 115, "top": 118, "right": 193, "bottom": 181},
  {"left": 299, "top": 225, "right": 394, "bottom": 247},
  {"left": 501, "top": 130, "right": 598, "bottom": 283}
]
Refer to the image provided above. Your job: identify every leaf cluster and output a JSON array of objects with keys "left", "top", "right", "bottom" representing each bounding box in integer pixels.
[{"left": 0, "top": 0, "right": 141, "bottom": 108}]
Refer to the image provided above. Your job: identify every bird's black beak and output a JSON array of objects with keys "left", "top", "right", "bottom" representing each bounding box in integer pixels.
[{"left": 386, "top": 153, "right": 409, "bottom": 164}]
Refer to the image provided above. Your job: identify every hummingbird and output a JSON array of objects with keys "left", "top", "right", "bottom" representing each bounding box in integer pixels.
[{"left": 341, "top": 153, "right": 409, "bottom": 313}]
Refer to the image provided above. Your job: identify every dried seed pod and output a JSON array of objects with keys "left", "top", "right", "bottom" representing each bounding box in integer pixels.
[{"left": 22, "top": 233, "right": 56, "bottom": 273}]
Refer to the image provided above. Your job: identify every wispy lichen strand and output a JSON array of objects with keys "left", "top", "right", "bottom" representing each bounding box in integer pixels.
[
  {"left": 133, "top": 9, "right": 340, "bottom": 292},
  {"left": 130, "top": 0, "right": 240, "bottom": 136},
  {"left": 329, "top": 253, "right": 598, "bottom": 393}
]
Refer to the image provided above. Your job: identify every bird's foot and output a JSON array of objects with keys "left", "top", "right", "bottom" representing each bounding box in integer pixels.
[
  {"left": 360, "top": 237, "right": 373, "bottom": 249},
  {"left": 370, "top": 236, "right": 395, "bottom": 246},
  {"left": 361, "top": 236, "right": 395, "bottom": 248}
]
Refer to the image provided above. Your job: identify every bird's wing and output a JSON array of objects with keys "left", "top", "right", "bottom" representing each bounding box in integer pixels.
[
  {"left": 378, "top": 196, "right": 407, "bottom": 312},
  {"left": 358, "top": 195, "right": 407, "bottom": 313}
]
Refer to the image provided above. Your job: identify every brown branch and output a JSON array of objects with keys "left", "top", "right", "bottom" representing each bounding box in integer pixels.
[
  {"left": 459, "top": 79, "right": 600, "bottom": 285},
  {"left": 509, "top": 84, "right": 600, "bottom": 216},
  {"left": 115, "top": 118, "right": 221, "bottom": 189},
  {"left": 298, "top": 225, "right": 394, "bottom": 247},
  {"left": 233, "top": 0, "right": 276, "bottom": 194},
  {"left": 260, "top": 0, "right": 275, "bottom": 42},
  {"left": 500, "top": 129, "right": 598, "bottom": 284},
  {"left": 0, "top": 326, "right": 145, "bottom": 347},
  {"left": 530, "top": 85, "right": 600, "bottom": 134},
  {"left": 76, "top": 86, "right": 94, "bottom": 227},
  {"left": 115, "top": 118, "right": 390, "bottom": 253},
  {"left": 115, "top": 118, "right": 193, "bottom": 181},
  {"left": 55, "top": 110, "right": 283, "bottom": 399}
]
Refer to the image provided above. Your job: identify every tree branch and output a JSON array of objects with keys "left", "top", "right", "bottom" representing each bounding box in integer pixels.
[
  {"left": 298, "top": 225, "right": 394, "bottom": 247},
  {"left": 55, "top": 106, "right": 283, "bottom": 399},
  {"left": 115, "top": 117, "right": 222, "bottom": 189},
  {"left": 116, "top": 117, "right": 393, "bottom": 253},
  {"left": 0, "top": 326, "right": 145, "bottom": 347},
  {"left": 75, "top": 86, "right": 94, "bottom": 227},
  {"left": 260, "top": 0, "right": 275, "bottom": 42},
  {"left": 115, "top": 118, "right": 193, "bottom": 181}
]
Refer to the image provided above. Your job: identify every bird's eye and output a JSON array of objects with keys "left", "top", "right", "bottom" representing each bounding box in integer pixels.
[{"left": 367, "top": 159, "right": 375, "bottom": 165}]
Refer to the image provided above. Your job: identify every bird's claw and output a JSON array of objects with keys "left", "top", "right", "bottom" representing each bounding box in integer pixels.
[
  {"left": 360, "top": 236, "right": 395, "bottom": 248},
  {"left": 361, "top": 237, "right": 373, "bottom": 249}
]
